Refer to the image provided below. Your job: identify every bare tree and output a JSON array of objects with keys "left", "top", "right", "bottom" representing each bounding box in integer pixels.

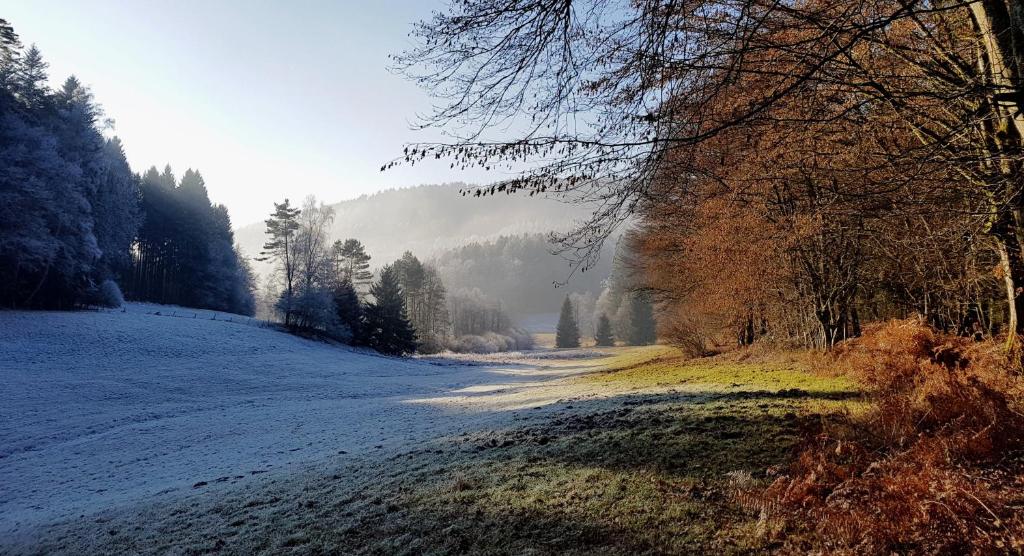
[{"left": 395, "top": 0, "right": 1024, "bottom": 348}]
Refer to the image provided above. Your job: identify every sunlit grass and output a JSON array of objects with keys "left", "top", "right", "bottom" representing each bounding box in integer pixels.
[
  {"left": 585, "top": 345, "right": 857, "bottom": 396},
  {"left": 324, "top": 349, "right": 864, "bottom": 553}
]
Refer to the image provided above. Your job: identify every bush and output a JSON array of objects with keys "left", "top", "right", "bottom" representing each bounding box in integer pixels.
[
  {"left": 448, "top": 329, "right": 534, "bottom": 354},
  {"left": 82, "top": 279, "right": 124, "bottom": 308},
  {"left": 508, "top": 328, "right": 535, "bottom": 350},
  {"left": 762, "top": 320, "right": 1024, "bottom": 553},
  {"left": 281, "top": 288, "right": 350, "bottom": 341},
  {"left": 416, "top": 335, "right": 448, "bottom": 355}
]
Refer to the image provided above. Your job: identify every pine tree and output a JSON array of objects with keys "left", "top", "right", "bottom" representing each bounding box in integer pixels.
[
  {"left": 258, "top": 199, "right": 301, "bottom": 325},
  {"left": 178, "top": 168, "right": 211, "bottom": 206},
  {"left": 556, "top": 295, "right": 580, "bottom": 348},
  {"left": 0, "top": 93, "right": 93, "bottom": 308},
  {"left": 332, "top": 238, "right": 373, "bottom": 295},
  {"left": 158, "top": 164, "right": 176, "bottom": 189},
  {"left": 627, "top": 293, "right": 657, "bottom": 345},
  {"left": 125, "top": 164, "right": 251, "bottom": 313},
  {"left": 392, "top": 251, "right": 450, "bottom": 352},
  {"left": 594, "top": 313, "right": 614, "bottom": 346},
  {"left": 364, "top": 265, "right": 418, "bottom": 355}
]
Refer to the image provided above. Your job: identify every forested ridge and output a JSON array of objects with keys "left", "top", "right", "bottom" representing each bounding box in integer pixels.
[
  {"left": 431, "top": 233, "right": 612, "bottom": 315},
  {"left": 0, "top": 13, "right": 602, "bottom": 355},
  {"left": 254, "top": 196, "right": 539, "bottom": 355}
]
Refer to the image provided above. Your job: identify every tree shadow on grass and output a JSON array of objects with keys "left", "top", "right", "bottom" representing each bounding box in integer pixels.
[
  {"left": 316, "top": 388, "right": 856, "bottom": 554},
  {"left": 24, "top": 389, "right": 853, "bottom": 555},
  {"left": 463, "top": 388, "right": 857, "bottom": 481}
]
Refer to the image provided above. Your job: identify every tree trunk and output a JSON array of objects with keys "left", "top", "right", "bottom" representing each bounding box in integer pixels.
[
  {"left": 996, "top": 236, "right": 1024, "bottom": 351},
  {"left": 971, "top": 0, "right": 1024, "bottom": 138}
]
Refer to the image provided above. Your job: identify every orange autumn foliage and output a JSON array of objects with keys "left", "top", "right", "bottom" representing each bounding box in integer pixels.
[{"left": 762, "top": 321, "right": 1024, "bottom": 553}]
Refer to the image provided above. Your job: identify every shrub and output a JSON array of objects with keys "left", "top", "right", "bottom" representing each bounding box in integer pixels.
[
  {"left": 82, "top": 279, "right": 124, "bottom": 308},
  {"left": 282, "top": 288, "right": 349, "bottom": 341},
  {"left": 448, "top": 329, "right": 534, "bottom": 354},
  {"left": 763, "top": 320, "right": 1024, "bottom": 553},
  {"left": 507, "top": 328, "right": 535, "bottom": 350}
]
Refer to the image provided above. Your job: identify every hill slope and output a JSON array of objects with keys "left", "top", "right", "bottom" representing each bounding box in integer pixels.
[
  {"left": 432, "top": 233, "right": 614, "bottom": 316},
  {"left": 0, "top": 303, "right": 595, "bottom": 542},
  {"left": 235, "top": 183, "right": 598, "bottom": 275}
]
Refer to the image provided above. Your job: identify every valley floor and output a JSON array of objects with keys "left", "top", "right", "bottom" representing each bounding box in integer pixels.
[{"left": 0, "top": 305, "right": 858, "bottom": 554}]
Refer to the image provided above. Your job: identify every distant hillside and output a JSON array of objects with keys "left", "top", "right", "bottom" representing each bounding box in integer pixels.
[
  {"left": 236, "top": 183, "right": 606, "bottom": 295},
  {"left": 432, "top": 234, "right": 613, "bottom": 317}
]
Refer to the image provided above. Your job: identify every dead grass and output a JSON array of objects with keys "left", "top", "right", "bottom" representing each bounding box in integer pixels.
[{"left": 762, "top": 320, "right": 1024, "bottom": 554}]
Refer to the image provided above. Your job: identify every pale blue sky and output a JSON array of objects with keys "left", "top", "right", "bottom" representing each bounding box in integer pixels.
[{"left": 5, "top": 0, "right": 496, "bottom": 225}]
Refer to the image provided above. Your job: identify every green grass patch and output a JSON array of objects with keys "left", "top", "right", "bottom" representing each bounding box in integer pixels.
[{"left": 586, "top": 345, "right": 857, "bottom": 397}]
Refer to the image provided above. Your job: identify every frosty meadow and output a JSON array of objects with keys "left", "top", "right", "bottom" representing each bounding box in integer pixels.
[{"left": 3, "top": 1, "right": 1024, "bottom": 553}]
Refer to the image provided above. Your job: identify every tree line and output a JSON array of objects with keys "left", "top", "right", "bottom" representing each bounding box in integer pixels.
[
  {"left": 258, "top": 197, "right": 533, "bottom": 355},
  {"left": 124, "top": 166, "right": 255, "bottom": 315},
  {"left": 0, "top": 21, "right": 253, "bottom": 313},
  {"left": 393, "top": 0, "right": 1024, "bottom": 353}
]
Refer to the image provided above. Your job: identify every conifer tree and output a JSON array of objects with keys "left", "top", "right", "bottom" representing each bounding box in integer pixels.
[
  {"left": 93, "top": 137, "right": 141, "bottom": 279},
  {"left": 391, "top": 251, "right": 450, "bottom": 352},
  {"left": 594, "top": 313, "right": 614, "bottom": 347},
  {"left": 17, "top": 44, "right": 49, "bottom": 109},
  {"left": 364, "top": 265, "right": 417, "bottom": 355},
  {"left": 626, "top": 293, "right": 657, "bottom": 346},
  {"left": 258, "top": 199, "right": 301, "bottom": 325},
  {"left": 0, "top": 19, "right": 21, "bottom": 91},
  {"left": 332, "top": 278, "right": 364, "bottom": 344},
  {"left": 332, "top": 238, "right": 373, "bottom": 295},
  {"left": 556, "top": 295, "right": 580, "bottom": 348},
  {"left": 0, "top": 25, "right": 249, "bottom": 312}
]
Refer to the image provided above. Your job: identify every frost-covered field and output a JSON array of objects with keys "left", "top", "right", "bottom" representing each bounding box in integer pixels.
[{"left": 0, "top": 304, "right": 606, "bottom": 547}]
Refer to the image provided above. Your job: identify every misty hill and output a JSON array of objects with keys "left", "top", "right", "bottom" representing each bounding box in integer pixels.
[
  {"left": 432, "top": 234, "right": 613, "bottom": 317},
  {"left": 236, "top": 184, "right": 611, "bottom": 307}
]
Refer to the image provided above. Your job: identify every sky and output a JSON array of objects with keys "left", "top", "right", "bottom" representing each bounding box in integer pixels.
[{"left": 4, "top": 0, "right": 497, "bottom": 226}]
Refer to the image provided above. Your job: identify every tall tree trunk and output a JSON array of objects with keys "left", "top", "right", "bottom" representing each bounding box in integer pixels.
[
  {"left": 850, "top": 305, "right": 861, "bottom": 338},
  {"left": 996, "top": 235, "right": 1024, "bottom": 351},
  {"left": 972, "top": 0, "right": 1024, "bottom": 354},
  {"left": 971, "top": 0, "right": 1024, "bottom": 139}
]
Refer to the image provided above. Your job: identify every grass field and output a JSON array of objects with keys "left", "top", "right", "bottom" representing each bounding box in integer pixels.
[{"left": 30, "top": 346, "right": 861, "bottom": 554}]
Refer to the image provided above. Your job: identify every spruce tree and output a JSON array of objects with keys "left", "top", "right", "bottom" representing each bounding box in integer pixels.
[
  {"left": 594, "top": 313, "right": 614, "bottom": 346},
  {"left": 364, "top": 265, "right": 418, "bottom": 355},
  {"left": 626, "top": 293, "right": 657, "bottom": 345},
  {"left": 333, "top": 279, "right": 364, "bottom": 344},
  {"left": 17, "top": 44, "right": 49, "bottom": 109},
  {"left": 555, "top": 295, "right": 580, "bottom": 348},
  {"left": 0, "top": 19, "right": 21, "bottom": 92}
]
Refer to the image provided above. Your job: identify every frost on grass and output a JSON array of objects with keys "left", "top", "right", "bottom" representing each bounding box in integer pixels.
[
  {"left": 9, "top": 338, "right": 854, "bottom": 554},
  {"left": 0, "top": 303, "right": 617, "bottom": 545}
]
